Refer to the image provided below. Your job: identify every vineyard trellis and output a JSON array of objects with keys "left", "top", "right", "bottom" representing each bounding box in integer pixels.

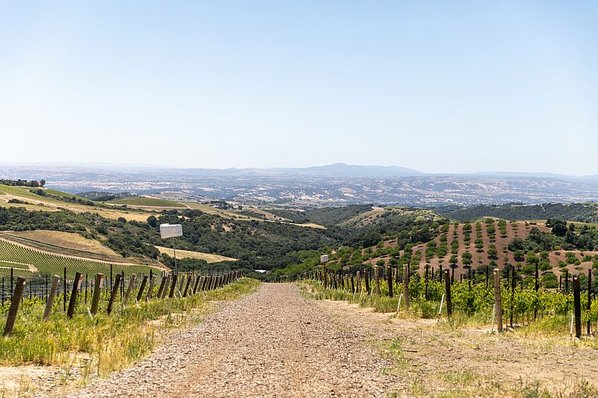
[
  {"left": 0, "top": 238, "right": 154, "bottom": 279},
  {"left": 1, "top": 266, "right": 242, "bottom": 336},
  {"left": 302, "top": 263, "right": 598, "bottom": 339}
]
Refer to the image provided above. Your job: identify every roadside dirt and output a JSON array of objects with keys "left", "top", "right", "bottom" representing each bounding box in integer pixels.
[
  {"left": 29, "top": 283, "right": 598, "bottom": 397},
  {"left": 316, "top": 298, "right": 598, "bottom": 397},
  {"left": 64, "top": 284, "right": 400, "bottom": 398}
]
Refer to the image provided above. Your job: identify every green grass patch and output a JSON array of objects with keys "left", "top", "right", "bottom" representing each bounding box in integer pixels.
[
  {"left": 0, "top": 239, "right": 155, "bottom": 278},
  {"left": 0, "top": 278, "right": 260, "bottom": 377}
]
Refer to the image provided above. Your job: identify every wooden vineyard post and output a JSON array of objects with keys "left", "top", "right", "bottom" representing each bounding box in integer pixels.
[
  {"left": 534, "top": 263, "right": 539, "bottom": 321},
  {"left": 403, "top": 266, "right": 410, "bottom": 309},
  {"left": 121, "top": 271, "right": 125, "bottom": 299},
  {"left": 183, "top": 275, "right": 192, "bottom": 297},
  {"left": 178, "top": 274, "right": 186, "bottom": 294},
  {"left": 184, "top": 273, "right": 190, "bottom": 291},
  {"left": 197, "top": 276, "right": 206, "bottom": 293},
  {"left": 356, "top": 271, "right": 362, "bottom": 294},
  {"left": 573, "top": 275, "right": 581, "bottom": 339},
  {"left": 107, "top": 274, "right": 123, "bottom": 315},
  {"left": 169, "top": 274, "right": 178, "bottom": 298},
  {"left": 156, "top": 274, "right": 165, "bottom": 298},
  {"left": 444, "top": 269, "right": 452, "bottom": 319},
  {"left": 510, "top": 265, "right": 516, "bottom": 328},
  {"left": 63, "top": 267, "right": 67, "bottom": 312},
  {"left": 146, "top": 274, "right": 155, "bottom": 301},
  {"left": 424, "top": 263, "right": 429, "bottom": 300},
  {"left": 161, "top": 275, "right": 171, "bottom": 298},
  {"left": 468, "top": 267, "right": 472, "bottom": 290},
  {"left": 193, "top": 274, "right": 201, "bottom": 295},
  {"left": 350, "top": 275, "right": 355, "bottom": 294},
  {"left": 124, "top": 274, "right": 137, "bottom": 305},
  {"left": 67, "top": 272, "right": 83, "bottom": 319},
  {"left": 365, "top": 269, "right": 371, "bottom": 295},
  {"left": 3, "top": 277, "right": 26, "bottom": 336},
  {"left": 587, "top": 269, "right": 592, "bottom": 336},
  {"left": 10, "top": 268, "right": 13, "bottom": 299},
  {"left": 373, "top": 265, "right": 381, "bottom": 295},
  {"left": 43, "top": 275, "right": 60, "bottom": 322},
  {"left": 493, "top": 269, "right": 503, "bottom": 332},
  {"left": 137, "top": 275, "right": 148, "bottom": 303},
  {"left": 386, "top": 264, "right": 393, "bottom": 298},
  {"left": 90, "top": 273, "right": 104, "bottom": 315}
]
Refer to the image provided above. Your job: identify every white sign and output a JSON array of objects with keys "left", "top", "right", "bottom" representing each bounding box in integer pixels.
[
  {"left": 160, "top": 223, "right": 183, "bottom": 239},
  {"left": 320, "top": 255, "right": 329, "bottom": 264}
]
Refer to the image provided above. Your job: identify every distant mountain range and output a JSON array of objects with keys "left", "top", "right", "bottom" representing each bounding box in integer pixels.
[
  {"left": 272, "top": 163, "right": 424, "bottom": 177},
  {"left": 0, "top": 162, "right": 596, "bottom": 207}
]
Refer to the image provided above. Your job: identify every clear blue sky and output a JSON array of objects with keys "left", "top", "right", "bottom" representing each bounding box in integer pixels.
[{"left": 1, "top": 1, "right": 597, "bottom": 175}]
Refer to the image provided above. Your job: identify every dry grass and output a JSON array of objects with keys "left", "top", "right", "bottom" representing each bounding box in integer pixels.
[
  {"left": 0, "top": 185, "right": 153, "bottom": 222},
  {"left": 2, "top": 231, "right": 121, "bottom": 259},
  {"left": 295, "top": 222, "right": 326, "bottom": 229},
  {"left": 108, "top": 197, "right": 185, "bottom": 208},
  {"left": 182, "top": 202, "right": 259, "bottom": 221},
  {"left": 155, "top": 246, "right": 237, "bottom": 263},
  {"left": 305, "top": 285, "right": 598, "bottom": 398},
  {"left": 182, "top": 202, "right": 326, "bottom": 229}
]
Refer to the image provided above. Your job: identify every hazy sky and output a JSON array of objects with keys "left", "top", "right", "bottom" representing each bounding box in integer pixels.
[{"left": 1, "top": 1, "right": 597, "bottom": 175}]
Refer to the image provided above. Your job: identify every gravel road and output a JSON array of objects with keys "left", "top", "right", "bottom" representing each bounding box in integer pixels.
[{"left": 68, "top": 283, "right": 398, "bottom": 398}]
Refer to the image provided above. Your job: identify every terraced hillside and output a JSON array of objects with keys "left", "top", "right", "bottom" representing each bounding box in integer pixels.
[
  {"left": 0, "top": 230, "right": 126, "bottom": 262},
  {"left": 0, "top": 238, "right": 157, "bottom": 278}
]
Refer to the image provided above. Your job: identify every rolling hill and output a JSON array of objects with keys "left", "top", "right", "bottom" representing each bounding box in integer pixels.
[{"left": 363, "top": 219, "right": 597, "bottom": 281}]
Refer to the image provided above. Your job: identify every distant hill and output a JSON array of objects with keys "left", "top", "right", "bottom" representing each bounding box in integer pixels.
[
  {"left": 2, "top": 163, "right": 598, "bottom": 207},
  {"left": 77, "top": 191, "right": 132, "bottom": 201},
  {"left": 437, "top": 203, "right": 598, "bottom": 223},
  {"left": 305, "top": 205, "right": 374, "bottom": 226},
  {"left": 278, "top": 163, "right": 423, "bottom": 177}
]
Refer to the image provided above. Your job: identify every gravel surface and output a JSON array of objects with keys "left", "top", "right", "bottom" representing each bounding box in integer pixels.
[{"left": 66, "top": 283, "right": 399, "bottom": 398}]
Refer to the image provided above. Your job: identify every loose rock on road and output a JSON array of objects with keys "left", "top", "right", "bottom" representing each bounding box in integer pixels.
[{"left": 70, "top": 283, "right": 399, "bottom": 398}]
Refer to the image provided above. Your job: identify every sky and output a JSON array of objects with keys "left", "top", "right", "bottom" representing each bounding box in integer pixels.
[{"left": 0, "top": 1, "right": 597, "bottom": 175}]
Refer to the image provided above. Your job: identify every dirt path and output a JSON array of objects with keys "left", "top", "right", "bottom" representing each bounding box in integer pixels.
[
  {"left": 50, "top": 283, "right": 598, "bottom": 397},
  {"left": 67, "top": 284, "right": 399, "bottom": 398}
]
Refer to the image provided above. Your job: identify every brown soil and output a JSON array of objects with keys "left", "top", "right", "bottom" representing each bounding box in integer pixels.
[
  {"left": 316, "top": 298, "right": 598, "bottom": 397},
  {"left": 368, "top": 221, "right": 597, "bottom": 279}
]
